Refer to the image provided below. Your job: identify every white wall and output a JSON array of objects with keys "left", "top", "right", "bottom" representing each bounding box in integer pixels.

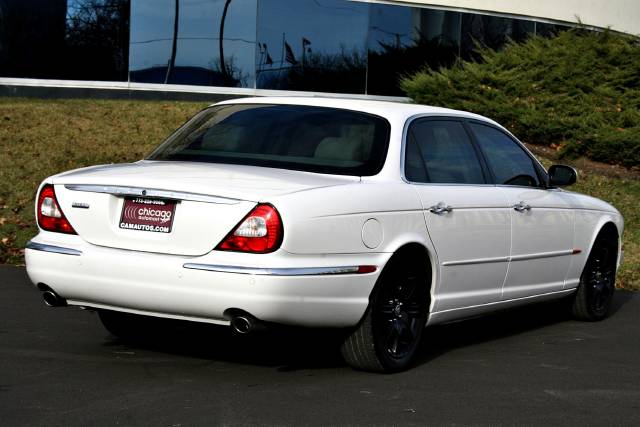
[{"left": 367, "top": 0, "right": 639, "bottom": 35}]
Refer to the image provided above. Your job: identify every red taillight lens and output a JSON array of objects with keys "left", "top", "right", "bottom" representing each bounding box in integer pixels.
[
  {"left": 217, "top": 204, "right": 283, "bottom": 253},
  {"left": 36, "top": 185, "right": 76, "bottom": 234}
]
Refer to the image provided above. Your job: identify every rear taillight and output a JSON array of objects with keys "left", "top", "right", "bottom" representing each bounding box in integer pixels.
[
  {"left": 37, "top": 184, "right": 76, "bottom": 234},
  {"left": 216, "top": 204, "right": 283, "bottom": 253}
]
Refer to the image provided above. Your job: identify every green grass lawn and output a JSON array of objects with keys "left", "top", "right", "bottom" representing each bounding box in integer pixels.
[{"left": 0, "top": 98, "right": 637, "bottom": 290}]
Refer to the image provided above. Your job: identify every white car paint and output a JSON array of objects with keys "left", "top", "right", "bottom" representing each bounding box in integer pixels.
[
  {"left": 25, "top": 97, "right": 624, "bottom": 330},
  {"left": 51, "top": 163, "right": 359, "bottom": 256}
]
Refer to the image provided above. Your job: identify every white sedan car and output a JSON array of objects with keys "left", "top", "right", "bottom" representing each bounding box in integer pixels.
[{"left": 25, "top": 97, "right": 623, "bottom": 372}]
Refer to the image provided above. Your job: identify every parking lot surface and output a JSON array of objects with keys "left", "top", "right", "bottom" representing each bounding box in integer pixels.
[{"left": 1, "top": 265, "right": 639, "bottom": 426}]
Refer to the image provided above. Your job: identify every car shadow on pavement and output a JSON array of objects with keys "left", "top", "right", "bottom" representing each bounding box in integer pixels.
[
  {"left": 414, "top": 290, "right": 634, "bottom": 368},
  {"left": 101, "top": 291, "right": 633, "bottom": 372},
  {"left": 102, "top": 317, "right": 347, "bottom": 371},
  {"left": 610, "top": 289, "right": 634, "bottom": 314}
]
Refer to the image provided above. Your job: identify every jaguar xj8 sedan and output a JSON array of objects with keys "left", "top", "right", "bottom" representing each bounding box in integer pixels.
[{"left": 25, "top": 97, "right": 623, "bottom": 372}]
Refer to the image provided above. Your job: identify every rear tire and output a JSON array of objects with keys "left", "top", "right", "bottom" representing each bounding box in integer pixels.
[
  {"left": 572, "top": 234, "right": 618, "bottom": 321},
  {"left": 341, "top": 250, "right": 431, "bottom": 372}
]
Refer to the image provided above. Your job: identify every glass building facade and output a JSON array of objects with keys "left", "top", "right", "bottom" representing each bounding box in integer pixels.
[{"left": 0, "top": 0, "right": 570, "bottom": 97}]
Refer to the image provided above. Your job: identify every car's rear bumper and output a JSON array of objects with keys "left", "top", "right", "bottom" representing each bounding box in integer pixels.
[{"left": 25, "top": 234, "right": 385, "bottom": 328}]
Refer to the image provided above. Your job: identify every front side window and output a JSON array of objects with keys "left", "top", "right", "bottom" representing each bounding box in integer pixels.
[
  {"left": 148, "top": 104, "right": 390, "bottom": 176},
  {"left": 469, "top": 123, "right": 540, "bottom": 187},
  {"left": 405, "top": 119, "right": 485, "bottom": 184}
]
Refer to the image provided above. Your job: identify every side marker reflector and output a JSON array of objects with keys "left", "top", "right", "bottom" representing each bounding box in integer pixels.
[{"left": 357, "top": 265, "right": 377, "bottom": 274}]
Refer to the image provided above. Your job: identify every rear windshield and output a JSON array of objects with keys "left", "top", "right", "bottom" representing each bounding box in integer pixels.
[{"left": 147, "top": 104, "right": 391, "bottom": 176}]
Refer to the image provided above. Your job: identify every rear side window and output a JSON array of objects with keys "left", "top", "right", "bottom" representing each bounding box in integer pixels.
[
  {"left": 147, "top": 104, "right": 390, "bottom": 176},
  {"left": 405, "top": 120, "right": 485, "bottom": 184},
  {"left": 469, "top": 123, "right": 540, "bottom": 187}
]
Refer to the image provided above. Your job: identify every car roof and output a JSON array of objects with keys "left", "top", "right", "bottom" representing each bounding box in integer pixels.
[{"left": 214, "top": 96, "right": 501, "bottom": 127}]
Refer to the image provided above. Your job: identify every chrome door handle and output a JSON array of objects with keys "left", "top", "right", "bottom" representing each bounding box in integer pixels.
[
  {"left": 513, "top": 201, "right": 531, "bottom": 212},
  {"left": 429, "top": 202, "right": 453, "bottom": 215}
]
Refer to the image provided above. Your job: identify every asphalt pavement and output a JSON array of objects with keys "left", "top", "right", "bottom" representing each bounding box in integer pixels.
[{"left": 1, "top": 265, "right": 639, "bottom": 426}]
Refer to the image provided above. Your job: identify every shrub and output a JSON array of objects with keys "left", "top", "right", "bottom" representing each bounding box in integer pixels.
[{"left": 401, "top": 30, "right": 640, "bottom": 167}]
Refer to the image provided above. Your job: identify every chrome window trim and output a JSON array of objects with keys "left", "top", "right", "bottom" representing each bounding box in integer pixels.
[
  {"left": 183, "top": 263, "right": 374, "bottom": 276},
  {"left": 399, "top": 114, "right": 492, "bottom": 186},
  {"left": 64, "top": 184, "right": 243, "bottom": 205},
  {"left": 399, "top": 114, "right": 551, "bottom": 188},
  {"left": 26, "top": 241, "right": 82, "bottom": 256}
]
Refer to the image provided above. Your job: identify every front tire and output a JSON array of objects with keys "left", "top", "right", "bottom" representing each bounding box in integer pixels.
[
  {"left": 341, "top": 250, "right": 431, "bottom": 372},
  {"left": 572, "top": 234, "right": 618, "bottom": 321}
]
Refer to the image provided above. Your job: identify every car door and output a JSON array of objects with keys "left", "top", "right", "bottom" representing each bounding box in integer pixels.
[
  {"left": 467, "top": 121, "right": 575, "bottom": 300},
  {"left": 404, "top": 117, "right": 511, "bottom": 312}
]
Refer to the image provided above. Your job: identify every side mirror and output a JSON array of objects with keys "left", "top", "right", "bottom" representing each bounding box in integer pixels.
[{"left": 548, "top": 165, "right": 577, "bottom": 187}]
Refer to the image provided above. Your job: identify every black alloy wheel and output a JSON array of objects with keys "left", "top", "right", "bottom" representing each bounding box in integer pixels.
[
  {"left": 572, "top": 235, "right": 617, "bottom": 321},
  {"left": 373, "top": 270, "right": 428, "bottom": 362},
  {"left": 341, "top": 250, "right": 430, "bottom": 372},
  {"left": 586, "top": 245, "right": 616, "bottom": 314}
]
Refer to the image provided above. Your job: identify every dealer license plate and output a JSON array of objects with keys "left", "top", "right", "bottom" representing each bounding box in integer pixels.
[{"left": 119, "top": 197, "right": 176, "bottom": 233}]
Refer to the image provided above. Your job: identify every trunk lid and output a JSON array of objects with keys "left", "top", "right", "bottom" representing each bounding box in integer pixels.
[{"left": 52, "top": 161, "right": 356, "bottom": 256}]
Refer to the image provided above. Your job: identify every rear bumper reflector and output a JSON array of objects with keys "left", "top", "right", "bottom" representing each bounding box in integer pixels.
[
  {"left": 182, "top": 263, "right": 377, "bottom": 276},
  {"left": 26, "top": 241, "right": 83, "bottom": 256}
]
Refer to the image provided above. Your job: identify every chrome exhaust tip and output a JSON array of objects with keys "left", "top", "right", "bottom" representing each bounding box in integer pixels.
[
  {"left": 42, "top": 290, "right": 66, "bottom": 307},
  {"left": 230, "top": 316, "right": 253, "bottom": 334}
]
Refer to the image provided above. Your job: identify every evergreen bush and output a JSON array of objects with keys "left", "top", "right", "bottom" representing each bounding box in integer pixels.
[{"left": 401, "top": 30, "right": 640, "bottom": 167}]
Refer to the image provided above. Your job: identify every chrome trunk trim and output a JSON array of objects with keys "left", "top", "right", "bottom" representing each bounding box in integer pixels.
[{"left": 64, "top": 184, "right": 243, "bottom": 205}]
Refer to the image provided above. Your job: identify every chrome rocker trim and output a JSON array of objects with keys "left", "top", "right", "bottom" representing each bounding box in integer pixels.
[
  {"left": 64, "top": 184, "right": 243, "bottom": 205},
  {"left": 183, "top": 263, "right": 373, "bottom": 276},
  {"left": 26, "top": 241, "right": 83, "bottom": 256}
]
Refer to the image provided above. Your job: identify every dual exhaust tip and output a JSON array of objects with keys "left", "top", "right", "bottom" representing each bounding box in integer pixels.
[
  {"left": 229, "top": 314, "right": 264, "bottom": 334},
  {"left": 40, "top": 285, "right": 262, "bottom": 333},
  {"left": 38, "top": 284, "right": 66, "bottom": 307},
  {"left": 42, "top": 290, "right": 66, "bottom": 307}
]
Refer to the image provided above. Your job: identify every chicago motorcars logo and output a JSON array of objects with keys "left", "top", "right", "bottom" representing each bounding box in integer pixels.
[
  {"left": 123, "top": 206, "right": 172, "bottom": 223},
  {"left": 119, "top": 198, "right": 175, "bottom": 233}
]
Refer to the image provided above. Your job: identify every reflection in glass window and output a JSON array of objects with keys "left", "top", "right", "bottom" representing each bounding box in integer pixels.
[
  {"left": 0, "top": 0, "right": 582, "bottom": 91},
  {"left": 256, "top": 0, "right": 369, "bottom": 94},
  {"left": 461, "top": 14, "right": 534, "bottom": 60},
  {"left": 130, "top": 0, "right": 256, "bottom": 87},
  {"left": 0, "top": 0, "right": 66, "bottom": 79},
  {"left": 367, "top": 4, "right": 460, "bottom": 96},
  {"left": 536, "top": 22, "right": 571, "bottom": 38},
  {"left": 0, "top": 0, "right": 129, "bottom": 81},
  {"left": 129, "top": 0, "right": 175, "bottom": 83},
  {"left": 65, "top": 0, "right": 130, "bottom": 81}
]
